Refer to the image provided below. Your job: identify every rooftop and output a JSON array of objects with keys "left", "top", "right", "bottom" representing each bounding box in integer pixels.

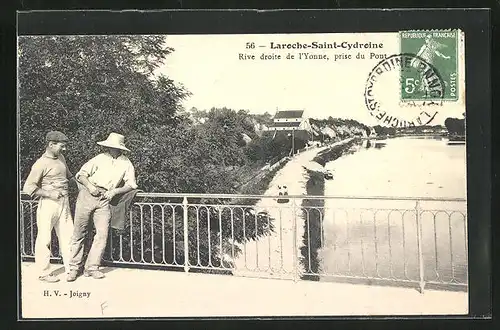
[
  {"left": 20, "top": 262, "right": 468, "bottom": 318},
  {"left": 274, "top": 110, "right": 305, "bottom": 119},
  {"left": 271, "top": 122, "right": 301, "bottom": 128}
]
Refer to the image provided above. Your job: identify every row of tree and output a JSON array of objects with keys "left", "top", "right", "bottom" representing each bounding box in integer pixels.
[
  {"left": 444, "top": 117, "right": 466, "bottom": 136},
  {"left": 373, "top": 124, "right": 450, "bottom": 137}
]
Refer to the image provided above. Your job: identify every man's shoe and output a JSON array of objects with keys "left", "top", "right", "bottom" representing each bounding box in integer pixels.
[
  {"left": 66, "top": 270, "right": 78, "bottom": 282},
  {"left": 39, "top": 274, "right": 60, "bottom": 283},
  {"left": 83, "top": 269, "right": 105, "bottom": 279}
]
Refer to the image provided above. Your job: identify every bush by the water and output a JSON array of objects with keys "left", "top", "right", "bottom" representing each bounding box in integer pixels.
[{"left": 313, "top": 138, "right": 362, "bottom": 166}]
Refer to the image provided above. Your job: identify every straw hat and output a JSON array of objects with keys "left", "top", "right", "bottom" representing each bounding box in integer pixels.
[{"left": 97, "top": 133, "right": 130, "bottom": 151}]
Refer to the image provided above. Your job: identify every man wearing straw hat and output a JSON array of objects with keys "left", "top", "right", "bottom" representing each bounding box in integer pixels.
[
  {"left": 67, "top": 132, "right": 137, "bottom": 282},
  {"left": 22, "top": 131, "right": 74, "bottom": 283}
]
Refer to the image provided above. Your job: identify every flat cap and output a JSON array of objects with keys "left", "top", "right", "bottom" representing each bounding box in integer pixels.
[{"left": 45, "top": 131, "right": 68, "bottom": 142}]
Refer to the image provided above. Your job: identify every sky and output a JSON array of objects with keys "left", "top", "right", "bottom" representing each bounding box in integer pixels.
[{"left": 157, "top": 33, "right": 465, "bottom": 126}]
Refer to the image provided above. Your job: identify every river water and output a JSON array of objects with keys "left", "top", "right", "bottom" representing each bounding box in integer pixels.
[{"left": 314, "top": 137, "right": 467, "bottom": 286}]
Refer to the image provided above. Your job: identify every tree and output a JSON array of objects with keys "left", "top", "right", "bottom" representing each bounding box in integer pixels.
[
  {"left": 444, "top": 117, "right": 465, "bottom": 136},
  {"left": 19, "top": 35, "right": 273, "bottom": 274},
  {"left": 19, "top": 35, "right": 189, "bottom": 183}
]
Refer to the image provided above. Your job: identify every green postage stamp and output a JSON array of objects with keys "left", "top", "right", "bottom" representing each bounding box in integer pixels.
[{"left": 399, "top": 29, "right": 459, "bottom": 102}]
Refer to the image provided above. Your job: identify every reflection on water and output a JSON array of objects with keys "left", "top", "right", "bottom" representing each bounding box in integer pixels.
[
  {"left": 324, "top": 136, "right": 466, "bottom": 199},
  {"left": 313, "top": 137, "right": 467, "bottom": 287}
]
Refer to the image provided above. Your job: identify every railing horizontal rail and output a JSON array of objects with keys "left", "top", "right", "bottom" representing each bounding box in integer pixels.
[
  {"left": 20, "top": 191, "right": 466, "bottom": 202},
  {"left": 134, "top": 192, "right": 465, "bottom": 203},
  {"left": 19, "top": 193, "right": 467, "bottom": 292}
]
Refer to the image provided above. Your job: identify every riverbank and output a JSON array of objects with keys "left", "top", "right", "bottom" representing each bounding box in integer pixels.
[
  {"left": 231, "top": 138, "right": 357, "bottom": 279},
  {"left": 300, "top": 138, "right": 365, "bottom": 281},
  {"left": 313, "top": 137, "right": 362, "bottom": 166}
]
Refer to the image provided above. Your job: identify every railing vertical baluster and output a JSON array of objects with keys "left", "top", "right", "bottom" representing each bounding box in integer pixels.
[
  {"left": 231, "top": 209, "right": 235, "bottom": 264},
  {"left": 319, "top": 207, "right": 324, "bottom": 249},
  {"left": 387, "top": 210, "right": 393, "bottom": 278},
  {"left": 196, "top": 207, "right": 201, "bottom": 267},
  {"left": 333, "top": 209, "right": 338, "bottom": 273},
  {"left": 20, "top": 201, "right": 25, "bottom": 257},
  {"left": 306, "top": 209, "right": 312, "bottom": 273},
  {"left": 161, "top": 205, "right": 166, "bottom": 264},
  {"left": 255, "top": 207, "right": 259, "bottom": 271},
  {"left": 118, "top": 230, "right": 124, "bottom": 262},
  {"left": 267, "top": 214, "right": 271, "bottom": 271},
  {"left": 401, "top": 210, "right": 409, "bottom": 280},
  {"left": 150, "top": 205, "right": 154, "bottom": 264},
  {"left": 463, "top": 212, "right": 468, "bottom": 277},
  {"left": 30, "top": 202, "right": 35, "bottom": 256},
  {"left": 360, "top": 210, "right": 366, "bottom": 276},
  {"left": 279, "top": 208, "right": 284, "bottom": 273},
  {"left": 108, "top": 219, "right": 114, "bottom": 261},
  {"left": 219, "top": 207, "right": 223, "bottom": 268},
  {"left": 292, "top": 197, "right": 298, "bottom": 282},
  {"left": 207, "top": 207, "right": 212, "bottom": 266},
  {"left": 243, "top": 208, "right": 247, "bottom": 270},
  {"left": 129, "top": 207, "right": 134, "bottom": 262},
  {"left": 49, "top": 225, "right": 54, "bottom": 258},
  {"left": 140, "top": 205, "right": 145, "bottom": 262},
  {"left": 448, "top": 212, "right": 455, "bottom": 282},
  {"left": 373, "top": 210, "right": 379, "bottom": 277},
  {"left": 433, "top": 212, "right": 440, "bottom": 281},
  {"left": 415, "top": 201, "right": 425, "bottom": 293},
  {"left": 172, "top": 205, "right": 177, "bottom": 265},
  {"left": 346, "top": 209, "right": 351, "bottom": 274},
  {"left": 183, "top": 197, "right": 189, "bottom": 273}
]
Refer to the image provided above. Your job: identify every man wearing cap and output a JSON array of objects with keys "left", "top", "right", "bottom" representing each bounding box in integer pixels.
[
  {"left": 23, "top": 131, "right": 74, "bottom": 283},
  {"left": 67, "top": 132, "right": 137, "bottom": 281}
]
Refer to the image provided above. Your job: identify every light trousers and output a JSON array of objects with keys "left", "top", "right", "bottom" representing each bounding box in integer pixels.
[
  {"left": 69, "top": 188, "right": 111, "bottom": 271},
  {"left": 35, "top": 196, "right": 74, "bottom": 276}
]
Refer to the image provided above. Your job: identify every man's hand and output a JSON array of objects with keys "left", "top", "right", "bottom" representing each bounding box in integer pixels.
[
  {"left": 87, "top": 184, "right": 101, "bottom": 197},
  {"left": 47, "top": 190, "right": 64, "bottom": 200},
  {"left": 78, "top": 174, "right": 101, "bottom": 196},
  {"left": 103, "top": 189, "right": 117, "bottom": 201}
]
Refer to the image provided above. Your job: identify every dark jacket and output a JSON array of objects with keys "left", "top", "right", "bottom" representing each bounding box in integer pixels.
[{"left": 109, "top": 189, "right": 139, "bottom": 231}]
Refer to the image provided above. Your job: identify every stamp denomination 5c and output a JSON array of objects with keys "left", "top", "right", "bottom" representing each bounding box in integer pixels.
[
  {"left": 365, "top": 54, "right": 444, "bottom": 127},
  {"left": 399, "top": 30, "right": 459, "bottom": 101}
]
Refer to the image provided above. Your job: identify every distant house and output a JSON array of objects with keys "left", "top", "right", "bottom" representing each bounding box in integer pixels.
[
  {"left": 241, "top": 133, "right": 252, "bottom": 144},
  {"left": 321, "top": 126, "right": 337, "bottom": 139},
  {"left": 263, "top": 109, "right": 313, "bottom": 141}
]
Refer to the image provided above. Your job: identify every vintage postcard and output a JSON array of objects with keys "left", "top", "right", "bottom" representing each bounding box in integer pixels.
[{"left": 18, "top": 29, "right": 467, "bottom": 318}]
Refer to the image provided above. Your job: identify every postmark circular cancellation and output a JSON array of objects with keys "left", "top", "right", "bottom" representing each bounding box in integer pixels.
[
  {"left": 364, "top": 53, "right": 445, "bottom": 128},
  {"left": 364, "top": 29, "right": 459, "bottom": 128}
]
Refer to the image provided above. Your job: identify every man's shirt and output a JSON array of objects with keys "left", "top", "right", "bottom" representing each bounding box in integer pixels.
[
  {"left": 23, "top": 152, "right": 72, "bottom": 196},
  {"left": 76, "top": 153, "right": 138, "bottom": 191}
]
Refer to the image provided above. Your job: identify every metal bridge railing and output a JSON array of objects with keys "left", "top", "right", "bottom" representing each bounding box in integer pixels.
[{"left": 19, "top": 193, "right": 467, "bottom": 292}]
